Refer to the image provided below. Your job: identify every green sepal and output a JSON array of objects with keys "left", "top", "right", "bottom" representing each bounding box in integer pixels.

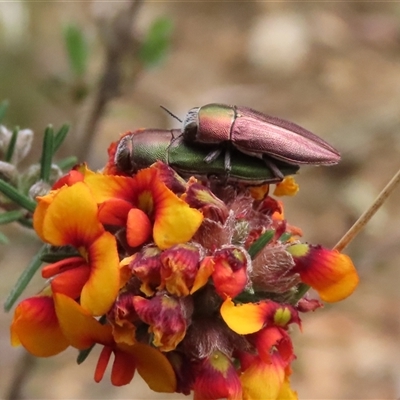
[
  {"left": 248, "top": 229, "right": 275, "bottom": 259},
  {"left": 40, "top": 246, "right": 80, "bottom": 263},
  {"left": 5, "top": 126, "right": 19, "bottom": 162},
  {"left": 0, "top": 179, "right": 36, "bottom": 213},
  {"left": 291, "top": 283, "right": 310, "bottom": 305},
  {"left": 3, "top": 244, "right": 46, "bottom": 312},
  {"left": 40, "top": 125, "right": 54, "bottom": 182},
  {"left": 0, "top": 99, "right": 9, "bottom": 123},
  {"left": 279, "top": 232, "right": 292, "bottom": 242}
]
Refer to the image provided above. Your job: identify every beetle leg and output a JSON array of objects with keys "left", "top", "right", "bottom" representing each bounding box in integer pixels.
[
  {"left": 204, "top": 148, "right": 223, "bottom": 163},
  {"left": 262, "top": 157, "right": 285, "bottom": 180},
  {"left": 224, "top": 149, "right": 232, "bottom": 174}
]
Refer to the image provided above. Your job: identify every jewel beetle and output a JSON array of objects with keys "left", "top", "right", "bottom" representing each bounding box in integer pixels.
[
  {"left": 114, "top": 129, "right": 299, "bottom": 185},
  {"left": 181, "top": 103, "right": 340, "bottom": 176}
]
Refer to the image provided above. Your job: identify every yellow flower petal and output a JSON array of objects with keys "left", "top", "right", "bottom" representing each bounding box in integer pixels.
[
  {"left": 35, "top": 182, "right": 104, "bottom": 247},
  {"left": 273, "top": 176, "right": 299, "bottom": 197},
  {"left": 53, "top": 293, "right": 113, "bottom": 349},
  {"left": 154, "top": 190, "right": 203, "bottom": 250},
  {"left": 220, "top": 298, "right": 270, "bottom": 335},
  {"left": 80, "top": 232, "right": 120, "bottom": 316},
  {"left": 241, "top": 356, "right": 285, "bottom": 400}
]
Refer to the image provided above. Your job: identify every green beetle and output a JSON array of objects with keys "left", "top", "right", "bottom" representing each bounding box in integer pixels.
[{"left": 114, "top": 129, "right": 299, "bottom": 185}]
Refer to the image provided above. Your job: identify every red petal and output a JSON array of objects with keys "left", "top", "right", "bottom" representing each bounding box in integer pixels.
[{"left": 98, "top": 198, "right": 132, "bottom": 226}]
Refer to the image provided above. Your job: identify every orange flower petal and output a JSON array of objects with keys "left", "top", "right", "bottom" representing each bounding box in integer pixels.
[
  {"left": 131, "top": 167, "right": 204, "bottom": 250},
  {"left": 191, "top": 256, "right": 215, "bottom": 294},
  {"left": 80, "top": 232, "right": 120, "bottom": 316},
  {"left": 83, "top": 173, "right": 136, "bottom": 203},
  {"left": 289, "top": 244, "right": 359, "bottom": 302},
  {"left": 35, "top": 182, "right": 104, "bottom": 247},
  {"left": 111, "top": 348, "right": 137, "bottom": 386},
  {"left": 50, "top": 264, "right": 91, "bottom": 299},
  {"left": 41, "top": 257, "right": 84, "bottom": 279},
  {"left": 211, "top": 247, "right": 249, "bottom": 299},
  {"left": 10, "top": 293, "right": 69, "bottom": 357},
  {"left": 53, "top": 293, "right": 113, "bottom": 349},
  {"left": 33, "top": 191, "right": 55, "bottom": 241},
  {"left": 95, "top": 346, "right": 113, "bottom": 383},
  {"left": 126, "top": 208, "right": 152, "bottom": 247}
]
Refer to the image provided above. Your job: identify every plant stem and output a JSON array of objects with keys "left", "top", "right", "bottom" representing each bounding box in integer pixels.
[{"left": 334, "top": 167, "right": 400, "bottom": 252}]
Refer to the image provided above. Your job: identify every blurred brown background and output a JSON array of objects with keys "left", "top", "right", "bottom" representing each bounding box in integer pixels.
[{"left": 1, "top": 2, "right": 400, "bottom": 399}]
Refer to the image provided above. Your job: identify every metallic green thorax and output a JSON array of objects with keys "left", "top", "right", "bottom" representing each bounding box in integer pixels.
[{"left": 117, "top": 129, "right": 299, "bottom": 185}]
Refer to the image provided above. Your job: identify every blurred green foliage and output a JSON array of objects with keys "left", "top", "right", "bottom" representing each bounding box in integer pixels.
[{"left": 139, "top": 17, "right": 173, "bottom": 68}]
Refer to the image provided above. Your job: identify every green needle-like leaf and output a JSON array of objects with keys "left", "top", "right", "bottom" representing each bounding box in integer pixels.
[
  {"left": 77, "top": 345, "right": 95, "bottom": 365},
  {"left": 40, "top": 125, "right": 54, "bottom": 182},
  {"left": 53, "top": 124, "right": 70, "bottom": 154},
  {"left": 64, "top": 24, "right": 89, "bottom": 77},
  {"left": 57, "top": 156, "right": 78, "bottom": 171},
  {"left": 0, "top": 210, "right": 25, "bottom": 224},
  {"left": 0, "top": 179, "right": 36, "bottom": 213},
  {"left": 248, "top": 229, "right": 275, "bottom": 259},
  {"left": 0, "top": 99, "right": 9, "bottom": 123},
  {"left": 139, "top": 17, "right": 173, "bottom": 68},
  {"left": 3, "top": 244, "right": 45, "bottom": 312},
  {"left": 5, "top": 126, "right": 19, "bottom": 162}
]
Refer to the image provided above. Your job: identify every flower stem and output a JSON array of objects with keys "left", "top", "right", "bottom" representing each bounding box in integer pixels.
[{"left": 334, "top": 167, "right": 400, "bottom": 252}]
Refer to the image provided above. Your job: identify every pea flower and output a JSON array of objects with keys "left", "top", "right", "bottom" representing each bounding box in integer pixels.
[{"left": 9, "top": 131, "right": 359, "bottom": 399}]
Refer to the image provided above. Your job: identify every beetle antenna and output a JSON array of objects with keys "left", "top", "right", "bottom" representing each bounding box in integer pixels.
[
  {"left": 160, "top": 105, "right": 182, "bottom": 123},
  {"left": 334, "top": 166, "right": 400, "bottom": 252}
]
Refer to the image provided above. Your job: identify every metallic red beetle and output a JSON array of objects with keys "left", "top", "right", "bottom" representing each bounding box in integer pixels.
[{"left": 181, "top": 103, "right": 340, "bottom": 176}]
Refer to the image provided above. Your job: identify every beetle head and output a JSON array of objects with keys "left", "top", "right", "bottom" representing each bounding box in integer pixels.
[
  {"left": 182, "top": 107, "right": 200, "bottom": 141},
  {"left": 115, "top": 134, "right": 133, "bottom": 173}
]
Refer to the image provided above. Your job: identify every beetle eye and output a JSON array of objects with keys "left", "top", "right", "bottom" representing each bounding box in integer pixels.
[
  {"left": 115, "top": 135, "right": 133, "bottom": 173},
  {"left": 182, "top": 107, "right": 200, "bottom": 140}
]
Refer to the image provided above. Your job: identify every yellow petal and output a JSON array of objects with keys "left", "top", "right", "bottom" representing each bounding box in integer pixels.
[
  {"left": 53, "top": 293, "right": 113, "bottom": 349},
  {"left": 220, "top": 298, "right": 270, "bottom": 335},
  {"left": 80, "top": 232, "right": 120, "bottom": 316},
  {"left": 36, "top": 182, "right": 104, "bottom": 247}
]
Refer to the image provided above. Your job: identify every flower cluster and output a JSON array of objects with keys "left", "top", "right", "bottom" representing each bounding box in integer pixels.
[{"left": 10, "top": 131, "right": 359, "bottom": 399}]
